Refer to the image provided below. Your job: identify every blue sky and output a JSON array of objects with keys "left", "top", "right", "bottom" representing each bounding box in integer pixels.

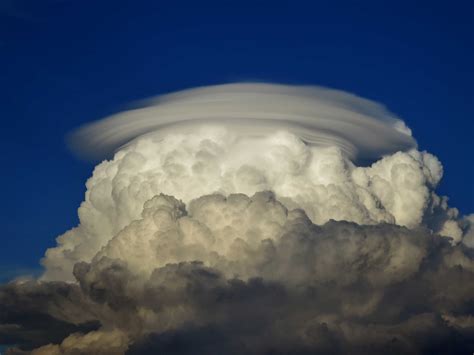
[{"left": 0, "top": 0, "right": 472, "bottom": 277}]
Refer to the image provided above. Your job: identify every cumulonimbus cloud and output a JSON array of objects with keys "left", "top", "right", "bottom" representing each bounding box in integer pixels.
[{"left": 1, "top": 83, "right": 473, "bottom": 354}]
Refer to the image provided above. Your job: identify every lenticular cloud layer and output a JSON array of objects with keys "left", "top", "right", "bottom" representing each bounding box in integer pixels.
[
  {"left": 2, "top": 83, "right": 473, "bottom": 355},
  {"left": 69, "top": 83, "right": 416, "bottom": 161}
]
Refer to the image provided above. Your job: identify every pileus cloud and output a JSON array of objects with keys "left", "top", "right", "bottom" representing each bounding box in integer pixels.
[
  {"left": 1, "top": 83, "right": 473, "bottom": 355},
  {"left": 69, "top": 83, "right": 416, "bottom": 162}
]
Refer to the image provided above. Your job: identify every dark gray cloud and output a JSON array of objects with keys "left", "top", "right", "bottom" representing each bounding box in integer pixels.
[
  {"left": 0, "top": 281, "right": 100, "bottom": 352},
  {"left": 1, "top": 193, "right": 474, "bottom": 354}
]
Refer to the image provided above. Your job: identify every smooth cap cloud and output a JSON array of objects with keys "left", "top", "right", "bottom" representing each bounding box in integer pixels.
[{"left": 69, "top": 83, "right": 416, "bottom": 162}]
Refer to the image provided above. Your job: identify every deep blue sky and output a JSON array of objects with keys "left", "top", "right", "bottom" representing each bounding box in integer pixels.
[{"left": 1, "top": 0, "right": 473, "bottom": 279}]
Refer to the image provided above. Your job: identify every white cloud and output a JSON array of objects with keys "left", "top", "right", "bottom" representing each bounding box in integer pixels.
[
  {"left": 2, "top": 83, "right": 472, "bottom": 354},
  {"left": 43, "top": 128, "right": 463, "bottom": 281},
  {"left": 69, "top": 83, "right": 416, "bottom": 162}
]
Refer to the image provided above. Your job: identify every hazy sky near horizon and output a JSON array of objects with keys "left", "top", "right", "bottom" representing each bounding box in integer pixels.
[{"left": 0, "top": 0, "right": 472, "bottom": 276}]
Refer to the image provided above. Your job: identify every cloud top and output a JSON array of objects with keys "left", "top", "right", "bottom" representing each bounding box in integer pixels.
[{"left": 69, "top": 83, "right": 416, "bottom": 161}]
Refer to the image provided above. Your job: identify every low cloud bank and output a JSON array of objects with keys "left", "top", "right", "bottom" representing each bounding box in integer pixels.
[{"left": 2, "top": 192, "right": 474, "bottom": 354}]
